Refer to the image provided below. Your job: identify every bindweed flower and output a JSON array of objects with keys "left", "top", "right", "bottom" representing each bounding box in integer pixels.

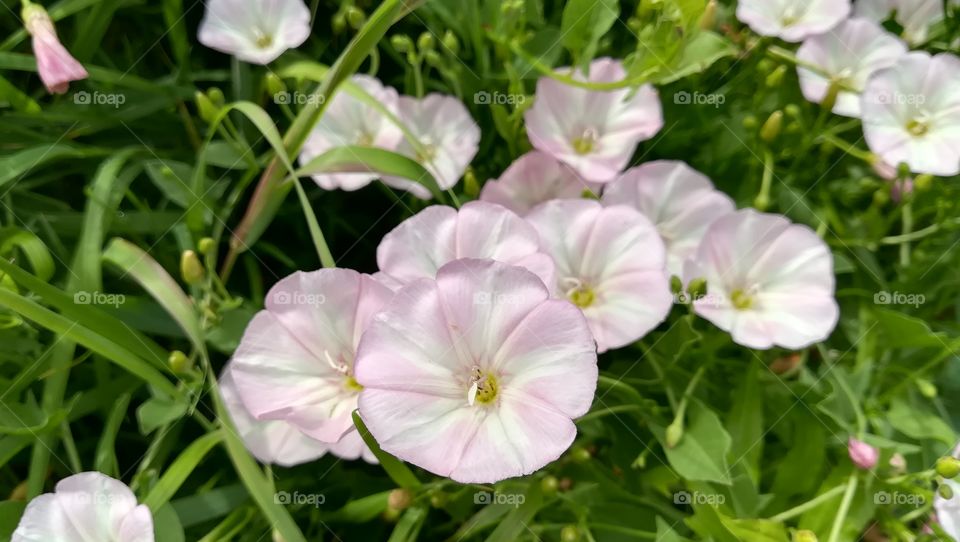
[
  {"left": 381, "top": 94, "right": 480, "bottom": 198},
  {"left": 526, "top": 199, "right": 672, "bottom": 353},
  {"left": 796, "top": 18, "right": 906, "bottom": 118},
  {"left": 479, "top": 151, "right": 600, "bottom": 215},
  {"left": 847, "top": 437, "right": 879, "bottom": 469},
  {"left": 855, "top": 0, "right": 959, "bottom": 45},
  {"left": 13, "top": 472, "right": 153, "bottom": 542},
  {"left": 601, "top": 161, "right": 735, "bottom": 277},
  {"left": 229, "top": 269, "right": 393, "bottom": 445},
  {"left": 524, "top": 58, "right": 663, "bottom": 183},
  {"left": 376, "top": 201, "right": 556, "bottom": 288},
  {"left": 355, "top": 259, "right": 598, "bottom": 483},
  {"left": 861, "top": 52, "right": 960, "bottom": 176},
  {"left": 220, "top": 366, "right": 375, "bottom": 466},
  {"left": 300, "top": 75, "right": 403, "bottom": 191},
  {"left": 684, "top": 209, "right": 839, "bottom": 350},
  {"left": 198, "top": 0, "right": 311, "bottom": 65},
  {"left": 736, "top": 0, "right": 851, "bottom": 42},
  {"left": 21, "top": 0, "right": 88, "bottom": 94}
]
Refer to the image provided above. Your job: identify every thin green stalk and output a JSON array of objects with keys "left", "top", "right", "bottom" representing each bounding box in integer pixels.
[
  {"left": 292, "top": 178, "right": 336, "bottom": 268},
  {"left": 900, "top": 197, "right": 913, "bottom": 267},
  {"left": 827, "top": 474, "right": 859, "bottom": 542},
  {"left": 768, "top": 485, "right": 847, "bottom": 522}
]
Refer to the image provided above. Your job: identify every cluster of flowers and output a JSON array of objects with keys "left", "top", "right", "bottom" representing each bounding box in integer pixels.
[
  {"left": 738, "top": 0, "right": 960, "bottom": 176},
  {"left": 214, "top": 53, "right": 841, "bottom": 487}
]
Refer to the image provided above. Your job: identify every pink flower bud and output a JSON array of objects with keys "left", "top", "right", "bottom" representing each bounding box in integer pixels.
[
  {"left": 22, "top": 1, "right": 88, "bottom": 94},
  {"left": 848, "top": 437, "right": 879, "bottom": 470}
]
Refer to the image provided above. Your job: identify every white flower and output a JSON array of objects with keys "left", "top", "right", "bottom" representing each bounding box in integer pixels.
[
  {"left": 861, "top": 52, "right": 960, "bottom": 176},
  {"left": 796, "top": 18, "right": 906, "bottom": 118},
  {"left": 300, "top": 75, "right": 403, "bottom": 191},
  {"left": 684, "top": 209, "right": 839, "bottom": 350},
  {"left": 601, "top": 160, "right": 735, "bottom": 277},
  {"left": 524, "top": 58, "right": 663, "bottom": 183},
  {"left": 736, "top": 0, "right": 851, "bottom": 42},
  {"left": 479, "top": 151, "right": 600, "bottom": 215},
  {"left": 198, "top": 0, "right": 311, "bottom": 65},
  {"left": 854, "top": 0, "right": 959, "bottom": 44},
  {"left": 382, "top": 94, "right": 480, "bottom": 199},
  {"left": 13, "top": 472, "right": 153, "bottom": 542}
]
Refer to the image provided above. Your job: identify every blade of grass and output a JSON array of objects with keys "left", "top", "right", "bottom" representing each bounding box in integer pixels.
[{"left": 352, "top": 411, "right": 421, "bottom": 490}]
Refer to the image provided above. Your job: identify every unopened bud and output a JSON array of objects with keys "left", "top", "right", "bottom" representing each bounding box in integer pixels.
[
  {"left": 560, "top": 525, "right": 579, "bottom": 542},
  {"left": 687, "top": 278, "right": 707, "bottom": 300},
  {"left": 765, "top": 65, "right": 787, "bottom": 88},
  {"left": 699, "top": 0, "right": 717, "bottom": 29},
  {"left": 195, "top": 91, "right": 218, "bottom": 124},
  {"left": 207, "top": 87, "right": 225, "bottom": 107},
  {"left": 541, "top": 475, "right": 559, "bottom": 494},
  {"left": 760, "top": 111, "right": 783, "bottom": 143},
  {"left": 388, "top": 488, "right": 413, "bottom": 511},
  {"left": 937, "top": 457, "right": 960, "bottom": 479},
  {"left": 914, "top": 174, "right": 933, "bottom": 191},
  {"left": 917, "top": 378, "right": 937, "bottom": 398},
  {"left": 665, "top": 420, "right": 684, "bottom": 448},
  {"left": 940, "top": 483, "right": 955, "bottom": 500},
  {"left": 463, "top": 168, "right": 479, "bottom": 198},
  {"left": 265, "top": 73, "right": 286, "bottom": 97},
  {"left": 417, "top": 32, "right": 435, "bottom": 52},
  {"left": 391, "top": 35, "right": 413, "bottom": 53},
  {"left": 742, "top": 115, "right": 758, "bottom": 129},
  {"left": 848, "top": 437, "right": 878, "bottom": 470},
  {"left": 785, "top": 104, "right": 802, "bottom": 118},
  {"left": 169, "top": 350, "right": 191, "bottom": 373},
  {"left": 332, "top": 13, "right": 346, "bottom": 33},
  {"left": 198, "top": 237, "right": 215, "bottom": 255},
  {"left": 180, "top": 250, "right": 205, "bottom": 285},
  {"left": 571, "top": 447, "right": 591, "bottom": 463},
  {"left": 442, "top": 30, "right": 459, "bottom": 54},
  {"left": 793, "top": 530, "right": 818, "bottom": 542},
  {"left": 345, "top": 6, "right": 365, "bottom": 29},
  {"left": 669, "top": 275, "right": 683, "bottom": 295},
  {"left": 424, "top": 50, "right": 442, "bottom": 68}
]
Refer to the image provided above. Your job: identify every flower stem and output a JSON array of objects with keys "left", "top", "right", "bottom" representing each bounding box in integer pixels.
[
  {"left": 767, "top": 484, "right": 847, "bottom": 522},
  {"left": 827, "top": 473, "right": 859, "bottom": 542},
  {"left": 900, "top": 198, "right": 913, "bottom": 267}
]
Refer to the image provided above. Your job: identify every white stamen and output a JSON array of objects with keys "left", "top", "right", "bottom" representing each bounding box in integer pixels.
[{"left": 467, "top": 381, "right": 478, "bottom": 406}]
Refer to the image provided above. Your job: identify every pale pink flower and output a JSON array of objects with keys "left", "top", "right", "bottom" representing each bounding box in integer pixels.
[
  {"left": 21, "top": 1, "right": 88, "bottom": 94},
  {"left": 376, "top": 201, "right": 556, "bottom": 288},
  {"left": 601, "top": 161, "right": 734, "bottom": 277},
  {"left": 524, "top": 58, "right": 663, "bottom": 183},
  {"left": 198, "top": 0, "right": 311, "bottom": 65},
  {"left": 300, "top": 75, "right": 403, "bottom": 191},
  {"left": 382, "top": 94, "right": 480, "bottom": 198},
  {"left": 13, "top": 472, "right": 153, "bottom": 542},
  {"left": 221, "top": 366, "right": 338, "bottom": 466},
  {"left": 229, "top": 269, "right": 393, "bottom": 444},
  {"left": 526, "top": 199, "right": 672, "bottom": 353},
  {"left": 355, "top": 259, "right": 598, "bottom": 483},
  {"left": 736, "top": 0, "right": 851, "bottom": 42},
  {"left": 855, "top": 0, "right": 959, "bottom": 44},
  {"left": 684, "top": 209, "right": 839, "bottom": 350},
  {"left": 861, "top": 52, "right": 960, "bottom": 176},
  {"left": 847, "top": 437, "right": 879, "bottom": 469},
  {"left": 796, "top": 18, "right": 906, "bottom": 118},
  {"left": 479, "top": 151, "right": 600, "bottom": 215}
]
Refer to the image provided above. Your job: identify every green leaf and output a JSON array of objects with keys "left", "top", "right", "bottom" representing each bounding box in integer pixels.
[
  {"left": 654, "top": 31, "right": 737, "bottom": 84},
  {"left": 484, "top": 483, "right": 544, "bottom": 542},
  {"left": 726, "top": 361, "right": 763, "bottom": 484},
  {"left": 888, "top": 397, "right": 956, "bottom": 445},
  {"left": 654, "top": 402, "right": 733, "bottom": 485},
  {"left": 0, "top": 144, "right": 103, "bottom": 190},
  {"left": 560, "top": 0, "right": 619, "bottom": 65},
  {"left": 0, "top": 400, "right": 60, "bottom": 436},
  {"left": 0, "top": 500, "right": 27, "bottom": 540},
  {"left": 656, "top": 516, "right": 693, "bottom": 542},
  {"left": 325, "top": 491, "right": 390, "bottom": 523},
  {"left": 387, "top": 506, "right": 429, "bottom": 542},
  {"left": 718, "top": 515, "right": 789, "bottom": 542},
  {"left": 0, "top": 228, "right": 55, "bottom": 282},
  {"left": 296, "top": 146, "right": 446, "bottom": 203},
  {"left": 353, "top": 411, "right": 422, "bottom": 490},
  {"left": 873, "top": 308, "right": 948, "bottom": 348},
  {"left": 143, "top": 431, "right": 224, "bottom": 512},
  {"left": 136, "top": 396, "right": 188, "bottom": 435},
  {"left": 94, "top": 393, "right": 131, "bottom": 476},
  {"left": 153, "top": 504, "right": 186, "bottom": 542}
]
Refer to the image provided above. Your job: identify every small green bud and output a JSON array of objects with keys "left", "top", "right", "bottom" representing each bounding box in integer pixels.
[
  {"left": 571, "top": 447, "right": 591, "bottom": 463},
  {"left": 914, "top": 174, "right": 933, "bottom": 191},
  {"left": 687, "top": 277, "right": 707, "bottom": 300},
  {"left": 463, "top": 168, "right": 479, "bottom": 198},
  {"left": 180, "top": 250, "right": 205, "bottom": 285},
  {"left": 699, "top": 0, "right": 717, "bottom": 29},
  {"left": 390, "top": 34, "right": 413, "bottom": 53},
  {"left": 198, "top": 237, "right": 215, "bottom": 255},
  {"left": 917, "top": 378, "right": 938, "bottom": 398},
  {"left": 760, "top": 110, "right": 783, "bottom": 143},
  {"left": 665, "top": 420, "right": 684, "bottom": 448},
  {"left": 897, "top": 162, "right": 911, "bottom": 180},
  {"left": 429, "top": 491, "right": 447, "bottom": 508},
  {"left": 417, "top": 32, "right": 435, "bottom": 52},
  {"left": 541, "top": 475, "right": 559, "bottom": 494},
  {"left": 169, "top": 350, "right": 191, "bottom": 373},
  {"left": 784, "top": 104, "right": 802, "bottom": 118},
  {"left": 669, "top": 275, "right": 683, "bottom": 295},
  {"left": 332, "top": 12, "right": 346, "bottom": 33},
  {"left": 195, "top": 91, "right": 218, "bottom": 124},
  {"left": 388, "top": 488, "right": 413, "bottom": 511},
  {"left": 765, "top": 65, "right": 787, "bottom": 87},
  {"left": 424, "top": 50, "right": 442, "bottom": 68},
  {"left": 793, "top": 530, "right": 818, "bottom": 542},
  {"left": 872, "top": 189, "right": 890, "bottom": 207},
  {"left": 265, "top": 73, "right": 286, "bottom": 97},
  {"left": 754, "top": 193, "right": 770, "bottom": 211},
  {"left": 940, "top": 483, "right": 955, "bottom": 500},
  {"left": 742, "top": 115, "right": 758, "bottom": 129},
  {"left": 442, "top": 30, "right": 459, "bottom": 54},
  {"left": 207, "top": 87, "right": 225, "bottom": 107},
  {"left": 756, "top": 59, "right": 774, "bottom": 74},
  {"left": 560, "top": 525, "right": 579, "bottom": 542},
  {"left": 937, "top": 457, "right": 960, "bottom": 479},
  {"left": 345, "top": 6, "right": 365, "bottom": 29}
]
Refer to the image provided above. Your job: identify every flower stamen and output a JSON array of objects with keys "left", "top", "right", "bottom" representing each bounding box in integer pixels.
[
  {"left": 562, "top": 277, "right": 596, "bottom": 308},
  {"left": 730, "top": 288, "right": 755, "bottom": 310},
  {"left": 467, "top": 366, "right": 498, "bottom": 406},
  {"left": 572, "top": 127, "right": 599, "bottom": 155}
]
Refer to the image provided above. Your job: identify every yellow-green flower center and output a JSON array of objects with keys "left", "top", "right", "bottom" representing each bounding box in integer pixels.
[
  {"left": 907, "top": 119, "right": 929, "bottom": 137},
  {"left": 730, "top": 288, "right": 754, "bottom": 310},
  {"left": 572, "top": 127, "right": 599, "bottom": 155},
  {"left": 254, "top": 31, "right": 274, "bottom": 49},
  {"left": 569, "top": 286, "right": 596, "bottom": 308},
  {"left": 468, "top": 369, "right": 498, "bottom": 406},
  {"left": 344, "top": 376, "right": 363, "bottom": 392}
]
